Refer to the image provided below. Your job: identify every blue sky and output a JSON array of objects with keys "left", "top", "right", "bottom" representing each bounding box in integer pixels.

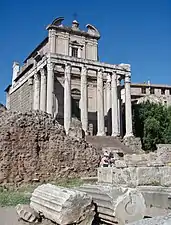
[{"left": 0, "top": 0, "right": 170, "bottom": 104}]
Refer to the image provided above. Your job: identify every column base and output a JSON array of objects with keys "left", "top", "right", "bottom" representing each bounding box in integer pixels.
[
  {"left": 112, "top": 133, "right": 120, "bottom": 137},
  {"left": 96, "top": 132, "right": 106, "bottom": 136},
  {"left": 124, "top": 133, "right": 134, "bottom": 138}
]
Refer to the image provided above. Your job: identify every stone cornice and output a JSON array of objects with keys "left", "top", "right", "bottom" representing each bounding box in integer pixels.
[{"left": 48, "top": 53, "right": 131, "bottom": 74}]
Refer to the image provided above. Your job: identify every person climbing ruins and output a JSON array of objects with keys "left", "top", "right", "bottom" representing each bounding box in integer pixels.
[{"left": 100, "top": 152, "right": 110, "bottom": 167}]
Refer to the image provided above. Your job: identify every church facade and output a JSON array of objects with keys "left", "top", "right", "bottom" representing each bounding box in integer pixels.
[{"left": 5, "top": 17, "right": 133, "bottom": 137}]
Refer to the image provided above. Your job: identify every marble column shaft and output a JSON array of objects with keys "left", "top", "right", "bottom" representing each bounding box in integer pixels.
[
  {"left": 81, "top": 66, "right": 88, "bottom": 135},
  {"left": 40, "top": 68, "right": 47, "bottom": 112},
  {"left": 117, "top": 76, "right": 122, "bottom": 136},
  {"left": 47, "top": 62, "right": 54, "bottom": 115},
  {"left": 97, "top": 69, "right": 105, "bottom": 136},
  {"left": 33, "top": 73, "right": 40, "bottom": 110},
  {"left": 106, "top": 73, "right": 112, "bottom": 135},
  {"left": 111, "top": 71, "right": 119, "bottom": 136},
  {"left": 64, "top": 64, "right": 71, "bottom": 134},
  {"left": 125, "top": 73, "right": 133, "bottom": 137}
]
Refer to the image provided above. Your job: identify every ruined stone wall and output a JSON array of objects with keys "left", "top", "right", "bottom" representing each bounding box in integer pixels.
[
  {"left": 10, "top": 80, "right": 33, "bottom": 112},
  {"left": 0, "top": 110, "right": 100, "bottom": 186},
  {"left": 98, "top": 145, "right": 171, "bottom": 187}
]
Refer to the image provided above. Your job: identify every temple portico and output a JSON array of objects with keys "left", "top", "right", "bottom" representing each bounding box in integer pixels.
[
  {"left": 30, "top": 53, "right": 133, "bottom": 137},
  {"left": 6, "top": 17, "right": 133, "bottom": 138}
]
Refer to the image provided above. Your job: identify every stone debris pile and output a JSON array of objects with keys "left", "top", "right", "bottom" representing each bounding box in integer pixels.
[{"left": 0, "top": 110, "right": 100, "bottom": 185}]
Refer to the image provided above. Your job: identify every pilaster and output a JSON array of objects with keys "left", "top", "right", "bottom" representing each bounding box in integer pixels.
[
  {"left": 40, "top": 67, "right": 47, "bottom": 112},
  {"left": 33, "top": 73, "right": 40, "bottom": 110}
]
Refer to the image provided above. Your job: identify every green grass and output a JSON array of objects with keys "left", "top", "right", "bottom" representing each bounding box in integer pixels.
[
  {"left": 0, "top": 191, "right": 30, "bottom": 207},
  {"left": 52, "top": 178, "right": 84, "bottom": 188},
  {"left": 0, "top": 178, "right": 84, "bottom": 207}
]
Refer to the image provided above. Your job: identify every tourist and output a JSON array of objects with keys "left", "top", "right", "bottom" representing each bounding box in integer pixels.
[{"left": 100, "top": 152, "right": 110, "bottom": 167}]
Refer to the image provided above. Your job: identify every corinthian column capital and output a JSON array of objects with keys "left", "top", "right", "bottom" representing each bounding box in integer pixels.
[
  {"left": 65, "top": 63, "right": 71, "bottom": 74},
  {"left": 112, "top": 70, "right": 117, "bottom": 80},
  {"left": 34, "top": 73, "right": 39, "bottom": 81},
  {"left": 47, "top": 62, "right": 55, "bottom": 71},
  {"left": 81, "top": 65, "right": 87, "bottom": 75},
  {"left": 125, "top": 72, "right": 131, "bottom": 83},
  {"left": 106, "top": 73, "right": 111, "bottom": 83}
]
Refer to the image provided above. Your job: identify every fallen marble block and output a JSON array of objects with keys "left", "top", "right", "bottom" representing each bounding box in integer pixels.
[
  {"left": 78, "top": 184, "right": 146, "bottom": 225},
  {"left": 16, "top": 204, "right": 40, "bottom": 223},
  {"left": 128, "top": 213, "right": 171, "bottom": 225},
  {"left": 30, "top": 183, "right": 95, "bottom": 225}
]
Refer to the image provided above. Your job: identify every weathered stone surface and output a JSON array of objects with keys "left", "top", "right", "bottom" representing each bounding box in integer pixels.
[
  {"left": 136, "top": 167, "right": 161, "bottom": 186},
  {"left": 157, "top": 144, "right": 171, "bottom": 164},
  {"left": 124, "top": 154, "right": 149, "bottom": 166},
  {"left": 98, "top": 167, "right": 113, "bottom": 184},
  {"left": 16, "top": 204, "right": 39, "bottom": 223},
  {"left": 128, "top": 214, "right": 171, "bottom": 225},
  {"left": 98, "top": 166, "right": 171, "bottom": 187},
  {"left": 68, "top": 117, "right": 83, "bottom": 139},
  {"left": 123, "top": 136, "right": 144, "bottom": 154},
  {"left": 115, "top": 159, "right": 127, "bottom": 168},
  {"left": 78, "top": 184, "right": 146, "bottom": 225},
  {"left": 30, "top": 184, "right": 95, "bottom": 225},
  {"left": 0, "top": 111, "right": 100, "bottom": 185}
]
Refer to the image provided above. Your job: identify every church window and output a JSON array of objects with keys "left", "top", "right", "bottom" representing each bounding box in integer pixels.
[{"left": 72, "top": 47, "right": 78, "bottom": 57}]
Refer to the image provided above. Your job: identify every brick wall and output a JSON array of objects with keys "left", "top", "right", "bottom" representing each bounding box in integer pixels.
[{"left": 10, "top": 80, "right": 33, "bottom": 112}]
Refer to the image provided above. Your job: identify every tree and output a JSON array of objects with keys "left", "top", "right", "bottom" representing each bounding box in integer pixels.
[{"left": 132, "top": 101, "right": 171, "bottom": 151}]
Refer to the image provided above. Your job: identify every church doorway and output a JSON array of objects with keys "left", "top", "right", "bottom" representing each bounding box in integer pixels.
[{"left": 71, "top": 89, "right": 81, "bottom": 120}]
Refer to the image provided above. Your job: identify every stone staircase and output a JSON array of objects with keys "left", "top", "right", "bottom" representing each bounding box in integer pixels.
[{"left": 86, "top": 136, "right": 133, "bottom": 154}]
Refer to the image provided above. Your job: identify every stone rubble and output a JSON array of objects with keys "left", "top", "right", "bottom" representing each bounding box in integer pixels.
[{"left": 0, "top": 110, "right": 101, "bottom": 185}]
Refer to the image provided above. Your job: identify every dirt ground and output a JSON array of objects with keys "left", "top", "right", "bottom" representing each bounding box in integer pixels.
[{"left": 0, "top": 207, "right": 18, "bottom": 225}]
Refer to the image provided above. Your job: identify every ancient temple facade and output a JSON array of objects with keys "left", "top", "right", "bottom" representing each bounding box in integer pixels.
[{"left": 5, "top": 17, "right": 133, "bottom": 137}]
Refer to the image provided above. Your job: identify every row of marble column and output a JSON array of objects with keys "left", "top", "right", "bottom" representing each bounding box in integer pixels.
[{"left": 33, "top": 63, "right": 133, "bottom": 137}]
